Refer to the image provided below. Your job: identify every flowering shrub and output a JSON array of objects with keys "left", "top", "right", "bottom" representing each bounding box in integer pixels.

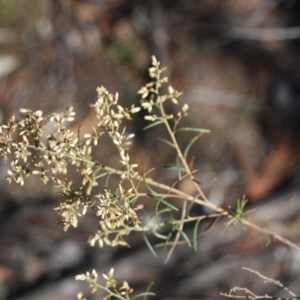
[{"left": 0, "top": 56, "right": 299, "bottom": 299}]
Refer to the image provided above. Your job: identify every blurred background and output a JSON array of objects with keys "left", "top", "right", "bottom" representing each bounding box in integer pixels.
[{"left": 1, "top": 0, "right": 300, "bottom": 299}]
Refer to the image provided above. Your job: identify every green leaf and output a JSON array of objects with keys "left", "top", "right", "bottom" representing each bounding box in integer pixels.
[
  {"left": 153, "top": 229, "right": 167, "bottom": 240},
  {"left": 140, "top": 282, "right": 155, "bottom": 300},
  {"left": 155, "top": 207, "right": 174, "bottom": 215},
  {"left": 130, "top": 195, "right": 139, "bottom": 206},
  {"left": 144, "top": 179, "right": 178, "bottom": 211},
  {"left": 105, "top": 172, "right": 111, "bottom": 188},
  {"left": 163, "top": 165, "right": 186, "bottom": 172},
  {"left": 176, "top": 127, "right": 210, "bottom": 133},
  {"left": 142, "top": 231, "right": 157, "bottom": 257},
  {"left": 183, "top": 134, "right": 201, "bottom": 158},
  {"left": 236, "top": 199, "right": 242, "bottom": 212},
  {"left": 155, "top": 196, "right": 179, "bottom": 211},
  {"left": 164, "top": 231, "right": 174, "bottom": 250},
  {"left": 154, "top": 205, "right": 173, "bottom": 225},
  {"left": 143, "top": 120, "right": 164, "bottom": 131},
  {"left": 154, "top": 195, "right": 178, "bottom": 211},
  {"left": 186, "top": 194, "right": 200, "bottom": 216},
  {"left": 130, "top": 281, "right": 156, "bottom": 300},
  {"left": 226, "top": 216, "right": 239, "bottom": 227},
  {"left": 176, "top": 156, "right": 182, "bottom": 180},
  {"left": 175, "top": 225, "right": 192, "bottom": 247},
  {"left": 159, "top": 137, "right": 175, "bottom": 148},
  {"left": 193, "top": 218, "right": 202, "bottom": 251},
  {"left": 132, "top": 292, "right": 155, "bottom": 300},
  {"left": 226, "top": 196, "right": 251, "bottom": 228},
  {"left": 132, "top": 291, "right": 156, "bottom": 300}
]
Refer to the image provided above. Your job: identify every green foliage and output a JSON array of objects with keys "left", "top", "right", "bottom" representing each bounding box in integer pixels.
[{"left": 226, "top": 195, "right": 254, "bottom": 228}]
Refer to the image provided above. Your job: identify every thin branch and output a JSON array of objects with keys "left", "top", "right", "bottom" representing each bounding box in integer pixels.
[
  {"left": 164, "top": 199, "right": 187, "bottom": 264},
  {"left": 14, "top": 142, "right": 300, "bottom": 253},
  {"left": 240, "top": 219, "right": 300, "bottom": 252},
  {"left": 242, "top": 267, "right": 298, "bottom": 298}
]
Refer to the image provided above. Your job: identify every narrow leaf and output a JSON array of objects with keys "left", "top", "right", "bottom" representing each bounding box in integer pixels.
[
  {"left": 176, "top": 156, "right": 182, "bottom": 180},
  {"left": 186, "top": 194, "right": 200, "bottom": 216},
  {"left": 163, "top": 164, "right": 186, "bottom": 172},
  {"left": 153, "top": 229, "right": 167, "bottom": 240},
  {"left": 143, "top": 120, "right": 164, "bottom": 131},
  {"left": 176, "top": 127, "right": 210, "bottom": 133},
  {"left": 142, "top": 231, "right": 157, "bottom": 257},
  {"left": 183, "top": 134, "right": 201, "bottom": 158},
  {"left": 164, "top": 231, "right": 174, "bottom": 250},
  {"left": 158, "top": 137, "right": 175, "bottom": 148},
  {"left": 142, "top": 281, "right": 156, "bottom": 300},
  {"left": 193, "top": 218, "right": 202, "bottom": 251},
  {"left": 154, "top": 205, "right": 173, "bottom": 225},
  {"left": 144, "top": 180, "right": 178, "bottom": 211},
  {"left": 153, "top": 207, "right": 173, "bottom": 217},
  {"left": 175, "top": 225, "right": 192, "bottom": 248},
  {"left": 155, "top": 196, "right": 178, "bottom": 211},
  {"left": 132, "top": 290, "right": 156, "bottom": 300},
  {"left": 105, "top": 172, "right": 111, "bottom": 188},
  {"left": 133, "top": 291, "right": 155, "bottom": 300}
]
